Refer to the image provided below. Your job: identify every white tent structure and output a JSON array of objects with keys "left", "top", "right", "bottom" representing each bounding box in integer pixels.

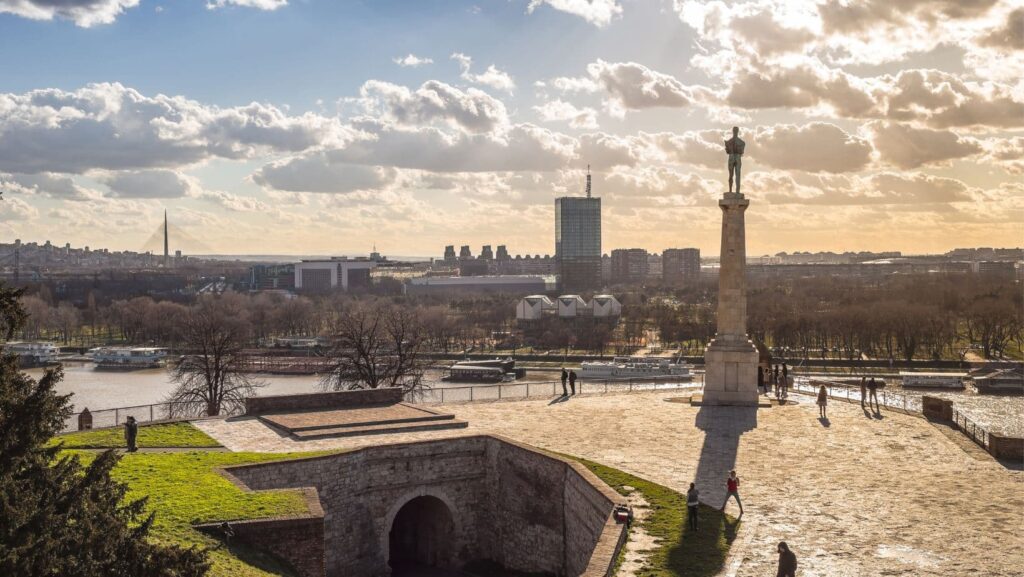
[
  {"left": 590, "top": 294, "right": 622, "bottom": 317},
  {"left": 557, "top": 295, "right": 589, "bottom": 317},
  {"left": 516, "top": 295, "right": 555, "bottom": 320}
]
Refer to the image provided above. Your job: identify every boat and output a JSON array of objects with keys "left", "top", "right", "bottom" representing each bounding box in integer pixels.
[
  {"left": 580, "top": 356, "right": 693, "bottom": 380},
  {"left": 90, "top": 347, "right": 168, "bottom": 370},
  {"left": 5, "top": 341, "right": 60, "bottom": 367},
  {"left": 972, "top": 369, "right": 1024, "bottom": 395},
  {"left": 443, "top": 357, "right": 523, "bottom": 383},
  {"left": 900, "top": 371, "right": 966, "bottom": 389}
]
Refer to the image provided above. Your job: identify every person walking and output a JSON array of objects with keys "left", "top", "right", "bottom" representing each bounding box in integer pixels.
[
  {"left": 776, "top": 542, "right": 798, "bottom": 577},
  {"left": 772, "top": 365, "right": 781, "bottom": 399},
  {"left": 781, "top": 362, "right": 789, "bottom": 397},
  {"left": 757, "top": 365, "right": 765, "bottom": 395},
  {"left": 569, "top": 370, "right": 578, "bottom": 395},
  {"left": 860, "top": 376, "right": 867, "bottom": 408},
  {"left": 125, "top": 416, "right": 138, "bottom": 452},
  {"left": 560, "top": 368, "right": 569, "bottom": 396},
  {"left": 687, "top": 482, "right": 700, "bottom": 531},
  {"left": 720, "top": 470, "right": 743, "bottom": 515},
  {"left": 868, "top": 377, "right": 880, "bottom": 412},
  {"left": 817, "top": 385, "right": 828, "bottom": 418}
]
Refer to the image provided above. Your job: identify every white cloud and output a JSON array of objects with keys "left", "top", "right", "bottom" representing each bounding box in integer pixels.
[
  {"left": 196, "top": 190, "right": 271, "bottom": 212},
  {"left": 0, "top": 83, "right": 343, "bottom": 174},
  {"left": 526, "top": 0, "right": 623, "bottom": 28},
  {"left": 393, "top": 54, "right": 434, "bottom": 68},
  {"left": 253, "top": 156, "right": 397, "bottom": 194},
  {"left": 752, "top": 123, "right": 873, "bottom": 173},
  {"left": 357, "top": 79, "right": 509, "bottom": 133},
  {"left": 0, "top": 196, "right": 38, "bottom": 221},
  {"left": 869, "top": 122, "right": 982, "bottom": 169},
  {"left": 100, "top": 169, "right": 200, "bottom": 198},
  {"left": 554, "top": 60, "right": 709, "bottom": 115},
  {"left": 0, "top": 172, "right": 103, "bottom": 201},
  {"left": 0, "top": 0, "right": 139, "bottom": 27},
  {"left": 206, "top": 0, "right": 287, "bottom": 10},
  {"left": 451, "top": 53, "right": 515, "bottom": 92},
  {"left": 533, "top": 99, "right": 599, "bottom": 129}
]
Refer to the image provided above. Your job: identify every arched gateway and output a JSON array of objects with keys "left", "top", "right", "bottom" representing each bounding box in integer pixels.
[{"left": 388, "top": 495, "right": 455, "bottom": 574}]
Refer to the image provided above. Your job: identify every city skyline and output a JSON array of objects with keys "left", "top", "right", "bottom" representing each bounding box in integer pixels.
[{"left": 0, "top": 1, "right": 1021, "bottom": 256}]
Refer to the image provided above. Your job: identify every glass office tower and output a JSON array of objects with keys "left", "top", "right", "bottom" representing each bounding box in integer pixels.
[{"left": 555, "top": 196, "right": 602, "bottom": 291}]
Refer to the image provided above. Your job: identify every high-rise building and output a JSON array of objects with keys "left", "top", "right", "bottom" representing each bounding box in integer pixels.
[
  {"left": 496, "top": 245, "right": 510, "bottom": 261},
  {"left": 555, "top": 169, "right": 601, "bottom": 291},
  {"left": 443, "top": 245, "right": 457, "bottom": 266},
  {"left": 459, "top": 245, "right": 473, "bottom": 260},
  {"left": 610, "top": 248, "right": 649, "bottom": 284},
  {"left": 663, "top": 248, "right": 701, "bottom": 286},
  {"left": 480, "top": 245, "right": 494, "bottom": 260}
]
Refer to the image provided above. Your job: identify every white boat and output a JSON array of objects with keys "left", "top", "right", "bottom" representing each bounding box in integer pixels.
[
  {"left": 5, "top": 341, "right": 60, "bottom": 367},
  {"left": 900, "top": 371, "right": 966, "bottom": 389},
  {"left": 90, "top": 347, "right": 168, "bottom": 370},
  {"left": 580, "top": 356, "right": 692, "bottom": 380}
]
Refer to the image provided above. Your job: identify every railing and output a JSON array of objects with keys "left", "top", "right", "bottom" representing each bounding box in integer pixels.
[
  {"left": 952, "top": 407, "right": 990, "bottom": 450},
  {"left": 405, "top": 375, "right": 704, "bottom": 405},
  {"left": 61, "top": 374, "right": 705, "bottom": 432},
  {"left": 791, "top": 378, "right": 922, "bottom": 414}
]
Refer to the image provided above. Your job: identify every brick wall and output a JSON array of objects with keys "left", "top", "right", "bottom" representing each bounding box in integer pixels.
[
  {"left": 244, "top": 387, "right": 404, "bottom": 415},
  {"left": 215, "top": 435, "right": 625, "bottom": 577}
]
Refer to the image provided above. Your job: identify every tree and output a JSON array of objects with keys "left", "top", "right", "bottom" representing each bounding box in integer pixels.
[
  {"left": 166, "top": 295, "right": 263, "bottom": 417},
  {"left": 319, "top": 301, "right": 427, "bottom": 393},
  {"left": 0, "top": 283, "right": 209, "bottom": 576}
]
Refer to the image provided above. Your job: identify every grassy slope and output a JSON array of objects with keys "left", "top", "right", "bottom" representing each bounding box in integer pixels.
[
  {"left": 576, "top": 457, "right": 740, "bottom": 577},
  {"left": 70, "top": 450, "right": 332, "bottom": 577},
  {"left": 54, "top": 422, "right": 222, "bottom": 449}
]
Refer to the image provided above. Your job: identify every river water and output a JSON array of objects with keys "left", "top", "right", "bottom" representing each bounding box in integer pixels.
[{"left": 28, "top": 363, "right": 1023, "bottom": 436}]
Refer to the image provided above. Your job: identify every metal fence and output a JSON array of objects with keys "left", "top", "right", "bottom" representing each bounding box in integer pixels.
[
  {"left": 61, "top": 375, "right": 704, "bottom": 432},
  {"left": 952, "top": 407, "right": 990, "bottom": 450},
  {"left": 405, "top": 375, "right": 704, "bottom": 405},
  {"left": 791, "top": 377, "right": 923, "bottom": 414}
]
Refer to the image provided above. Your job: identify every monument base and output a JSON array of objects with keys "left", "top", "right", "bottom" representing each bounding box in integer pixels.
[{"left": 703, "top": 337, "right": 760, "bottom": 406}]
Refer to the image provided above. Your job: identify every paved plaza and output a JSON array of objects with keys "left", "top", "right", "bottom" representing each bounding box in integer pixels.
[{"left": 195, "top": 391, "right": 1024, "bottom": 577}]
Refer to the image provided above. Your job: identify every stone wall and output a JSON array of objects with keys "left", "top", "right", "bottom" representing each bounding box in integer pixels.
[
  {"left": 989, "top": 433, "right": 1024, "bottom": 461},
  {"left": 216, "top": 435, "right": 626, "bottom": 577},
  {"left": 922, "top": 396, "right": 953, "bottom": 421},
  {"left": 244, "top": 387, "right": 404, "bottom": 415}
]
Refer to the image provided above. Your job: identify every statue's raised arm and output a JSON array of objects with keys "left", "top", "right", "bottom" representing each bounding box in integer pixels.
[{"left": 724, "top": 126, "right": 745, "bottom": 194}]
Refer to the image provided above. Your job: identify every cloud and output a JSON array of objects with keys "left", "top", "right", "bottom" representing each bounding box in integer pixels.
[
  {"left": 756, "top": 171, "right": 978, "bottom": 206},
  {"left": 582, "top": 60, "right": 703, "bottom": 111},
  {"left": 101, "top": 169, "right": 200, "bottom": 198},
  {"left": 880, "top": 69, "right": 1024, "bottom": 129},
  {"left": 980, "top": 7, "right": 1024, "bottom": 49},
  {"left": 526, "top": 0, "right": 622, "bottom": 28},
  {"left": 451, "top": 53, "right": 515, "bottom": 92},
  {"left": 196, "top": 190, "right": 271, "bottom": 212},
  {"left": 533, "top": 99, "right": 599, "bottom": 129},
  {"left": 645, "top": 130, "right": 724, "bottom": 169},
  {"left": 0, "top": 196, "right": 38, "bottom": 221},
  {"left": 752, "top": 123, "right": 873, "bottom": 173},
  {"left": 206, "top": 0, "right": 288, "bottom": 10},
  {"left": 393, "top": 54, "right": 434, "bottom": 67},
  {"left": 577, "top": 133, "right": 643, "bottom": 169},
  {"left": 0, "top": 172, "right": 103, "bottom": 201},
  {"left": 0, "top": 83, "right": 342, "bottom": 174},
  {"left": 869, "top": 122, "right": 982, "bottom": 169},
  {"left": 603, "top": 166, "right": 718, "bottom": 206},
  {"left": 356, "top": 79, "right": 509, "bottom": 133},
  {"left": 0, "top": 0, "right": 139, "bottom": 27},
  {"left": 253, "top": 155, "right": 397, "bottom": 193}
]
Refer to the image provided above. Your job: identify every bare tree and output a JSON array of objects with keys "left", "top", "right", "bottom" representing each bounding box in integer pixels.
[
  {"left": 319, "top": 301, "right": 427, "bottom": 393},
  {"left": 166, "top": 295, "right": 263, "bottom": 417}
]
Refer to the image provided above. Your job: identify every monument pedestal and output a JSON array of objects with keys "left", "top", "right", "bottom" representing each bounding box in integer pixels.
[{"left": 702, "top": 192, "right": 761, "bottom": 406}]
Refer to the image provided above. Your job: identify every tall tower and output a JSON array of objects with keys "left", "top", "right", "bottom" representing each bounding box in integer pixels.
[
  {"left": 163, "top": 210, "right": 169, "bottom": 267},
  {"left": 555, "top": 167, "right": 602, "bottom": 291}
]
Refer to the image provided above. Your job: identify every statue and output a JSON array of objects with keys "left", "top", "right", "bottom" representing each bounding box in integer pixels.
[{"left": 724, "top": 126, "right": 745, "bottom": 194}]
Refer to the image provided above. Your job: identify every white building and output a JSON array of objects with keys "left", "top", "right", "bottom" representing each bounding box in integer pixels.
[
  {"left": 557, "top": 294, "right": 589, "bottom": 317},
  {"left": 294, "top": 257, "right": 377, "bottom": 291},
  {"left": 515, "top": 295, "right": 555, "bottom": 320},
  {"left": 591, "top": 294, "right": 622, "bottom": 317}
]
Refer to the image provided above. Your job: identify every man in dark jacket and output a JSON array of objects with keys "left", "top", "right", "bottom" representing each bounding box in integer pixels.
[
  {"left": 686, "top": 483, "right": 700, "bottom": 531},
  {"left": 568, "top": 370, "right": 578, "bottom": 395},
  {"left": 125, "top": 416, "right": 138, "bottom": 452},
  {"left": 560, "top": 368, "right": 569, "bottom": 396},
  {"left": 777, "top": 542, "right": 797, "bottom": 577}
]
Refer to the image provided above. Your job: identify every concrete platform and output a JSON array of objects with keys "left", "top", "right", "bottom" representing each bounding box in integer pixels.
[
  {"left": 688, "top": 393, "right": 772, "bottom": 408},
  {"left": 258, "top": 403, "right": 468, "bottom": 439}
]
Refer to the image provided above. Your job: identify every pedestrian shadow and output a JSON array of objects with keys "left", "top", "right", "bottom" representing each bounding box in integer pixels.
[
  {"left": 667, "top": 504, "right": 741, "bottom": 576},
  {"left": 694, "top": 405, "right": 758, "bottom": 511},
  {"left": 818, "top": 416, "right": 831, "bottom": 427},
  {"left": 872, "top": 410, "right": 885, "bottom": 420},
  {"left": 547, "top": 394, "right": 569, "bottom": 405}
]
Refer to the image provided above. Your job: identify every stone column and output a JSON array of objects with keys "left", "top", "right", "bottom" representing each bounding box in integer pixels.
[{"left": 703, "top": 192, "right": 760, "bottom": 405}]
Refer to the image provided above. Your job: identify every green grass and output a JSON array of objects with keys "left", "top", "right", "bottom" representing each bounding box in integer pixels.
[
  {"left": 53, "top": 422, "right": 222, "bottom": 449},
  {"left": 576, "top": 457, "right": 740, "bottom": 577},
  {"left": 68, "top": 450, "right": 336, "bottom": 577}
]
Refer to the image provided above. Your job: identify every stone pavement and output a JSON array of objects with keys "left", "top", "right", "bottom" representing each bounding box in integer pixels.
[{"left": 195, "top": 391, "right": 1024, "bottom": 577}]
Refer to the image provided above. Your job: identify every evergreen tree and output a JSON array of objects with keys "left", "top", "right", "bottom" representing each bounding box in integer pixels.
[{"left": 0, "top": 284, "right": 209, "bottom": 576}]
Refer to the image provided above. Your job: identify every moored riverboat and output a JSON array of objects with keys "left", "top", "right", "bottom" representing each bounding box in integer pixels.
[
  {"left": 5, "top": 341, "right": 60, "bottom": 368},
  {"left": 90, "top": 347, "right": 168, "bottom": 370},
  {"left": 900, "top": 371, "right": 966, "bottom": 389},
  {"left": 580, "top": 356, "right": 693, "bottom": 380},
  {"left": 443, "top": 358, "right": 523, "bottom": 383}
]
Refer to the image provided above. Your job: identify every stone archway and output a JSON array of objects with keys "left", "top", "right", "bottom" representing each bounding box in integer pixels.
[{"left": 387, "top": 495, "right": 455, "bottom": 575}]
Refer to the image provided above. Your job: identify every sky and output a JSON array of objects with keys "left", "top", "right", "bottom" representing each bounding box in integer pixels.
[{"left": 0, "top": 0, "right": 1021, "bottom": 258}]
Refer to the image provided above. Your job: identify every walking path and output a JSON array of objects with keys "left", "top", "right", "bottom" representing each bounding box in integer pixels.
[{"left": 195, "top": 390, "right": 1024, "bottom": 577}]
